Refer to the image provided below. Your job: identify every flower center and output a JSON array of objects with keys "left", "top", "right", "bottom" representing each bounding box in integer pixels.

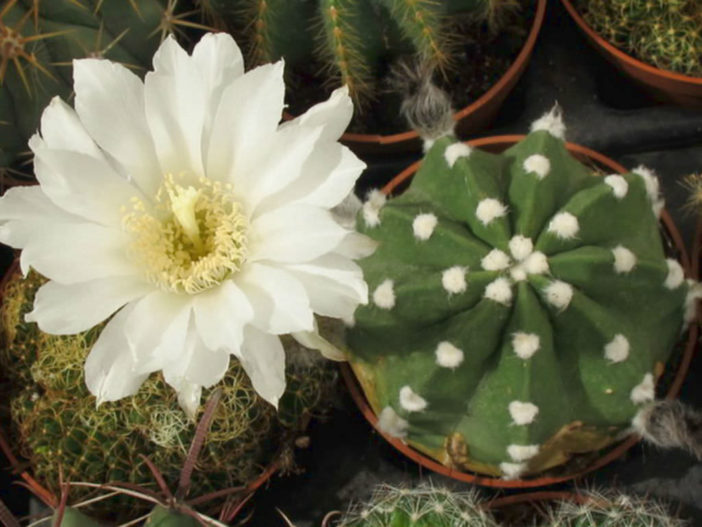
[{"left": 123, "top": 174, "right": 247, "bottom": 294}]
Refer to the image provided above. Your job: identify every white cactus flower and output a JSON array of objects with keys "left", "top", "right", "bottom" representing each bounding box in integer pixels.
[{"left": 0, "top": 33, "right": 372, "bottom": 417}]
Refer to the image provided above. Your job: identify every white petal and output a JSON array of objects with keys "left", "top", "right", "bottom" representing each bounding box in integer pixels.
[
  {"left": 284, "top": 254, "right": 367, "bottom": 320},
  {"left": 144, "top": 66, "right": 206, "bottom": 178},
  {"left": 191, "top": 32, "right": 244, "bottom": 87},
  {"left": 288, "top": 85, "right": 353, "bottom": 143},
  {"left": 123, "top": 291, "right": 193, "bottom": 374},
  {"left": 207, "top": 62, "right": 286, "bottom": 183},
  {"left": 235, "top": 123, "right": 325, "bottom": 215},
  {"left": 291, "top": 328, "right": 347, "bottom": 361},
  {"left": 240, "top": 326, "right": 286, "bottom": 408},
  {"left": 333, "top": 231, "right": 379, "bottom": 260},
  {"left": 193, "top": 280, "right": 254, "bottom": 353},
  {"left": 26, "top": 276, "right": 150, "bottom": 334},
  {"left": 39, "top": 97, "right": 103, "bottom": 158},
  {"left": 33, "top": 147, "right": 143, "bottom": 226},
  {"left": 235, "top": 263, "right": 314, "bottom": 334},
  {"left": 248, "top": 205, "right": 350, "bottom": 264},
  {"left": 84, "top": 304, "right": 148, "bottom": 404},
  {"left": 0, "top": 185, "right": 82, "bottom": 227},
  {"left": 162, "top": 325, "right": 230, "bottom": 390},
  {"left": 73, "top": 58, "right": 161, "bottom": 196},
  {"left": 2, "top": 222, "right": 136, "bottom": 283}
]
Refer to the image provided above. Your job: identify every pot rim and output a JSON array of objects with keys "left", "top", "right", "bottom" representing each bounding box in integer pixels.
[
  {"left": 319, "top": 0, "right": 547, "bottom": 148},
  {"left": 342, "top": 136, "right": 698, "bottom": 489},
  {"left": 560, "top": 0, "right": 702, "bottom": 86}
]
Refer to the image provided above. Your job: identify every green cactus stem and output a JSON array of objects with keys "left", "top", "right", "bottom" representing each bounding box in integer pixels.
[
  {"left": 0, "top": 270, "right": 336, "bottom": 519},
  {"left": 0, "top": 0, "right": 207, "bottom": 172},
  {"left": 347, "top": 109, "right": 696, "bottom": 479}
]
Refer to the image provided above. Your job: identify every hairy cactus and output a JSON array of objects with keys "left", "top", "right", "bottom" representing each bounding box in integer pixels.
[
  {"left": 0, "top": 270, "right": 335, "bottom": 519},
  {"left": 201, "top": 0, "right": 516, "bottom": 108},
  {"left": 0, "top": 0, "right": 206, "bottom": 173},
  {"left": 577, "top": 0, "right": 702, "bottom": 76},
  {"left": 543, "top": 490, "right": 688, "bottom": 527},
  {"left": 336, "top": 483, "right": 497, "bottom": 527},
  {"left": 346, "top": 109, "right": 697, "bottom": 479}
]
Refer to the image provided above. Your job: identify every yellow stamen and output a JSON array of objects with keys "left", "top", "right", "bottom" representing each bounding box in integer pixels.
[{"left": 123, "top": 174, "right": 247, "bottom": 294}]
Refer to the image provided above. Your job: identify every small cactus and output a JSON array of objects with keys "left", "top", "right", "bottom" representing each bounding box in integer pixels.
[
  {"left": 347, "top": 107, "right": 696, "bottom": 479},
  {"left": 0, "top": 0, "right": 208, "bottom": 172},
  {"left": 336, "top": 483, "right": 498, "bottom": 527},
  {"left": 0, "top": 270, "right": 335, "bottom": 520},
  {"left": 201, "top": 0, "right": 517, "bottom": 109},
  {"left": 543, "top": 490, "right": 688, "bottom": 527},
  {"left": 577, "top": 0, "right": 702, "bottom": 76}
]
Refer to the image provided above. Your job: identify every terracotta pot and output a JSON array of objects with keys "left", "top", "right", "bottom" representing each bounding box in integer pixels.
[
  {"left": 342, "top": 135, "right": 698, "bottom": 488},
  {"left": 336, "top": 0, "right": 547, "bottom": 155},
  {"left": 561, "top": 0, "right": 702, "bottom": 107}
]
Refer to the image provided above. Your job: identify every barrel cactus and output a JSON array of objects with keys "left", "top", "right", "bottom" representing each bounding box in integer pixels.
[
  {"left": 0, "top": 0, "right": 204, "bottom": 172},
  {"left": 0, "top": 269, "right": 336, "bottom": 519},
  {"left": 199, "top": 0, "right": 518, "bottom": 108},
  {"left": 346, "top": 108, "right": 698, "bottom": 479},
  {"left": 336, "top": 483, "right": 497, "bottom": 527}
]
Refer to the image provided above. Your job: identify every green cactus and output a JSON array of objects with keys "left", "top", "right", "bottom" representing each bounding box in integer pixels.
[
  {"left": 0, "top": 0, "right": 207, "bottom": 173},
  {"left": 336, "top": 483, "right": 498, "bottom": 527},
  {"left": 0, "top": 270, "right": 335, "bottom": 520},
  {"left": 201, "top": 0, "right": 515, "bottom": 108},
  {"left": 577, "top": 0, "right": 702, "bottom": 76},
  {"left": 542, "top": 490, "right": 687, "bottom": 527},
  {"left": 346, "top": 112, "right": 696, "bottom": 479}
]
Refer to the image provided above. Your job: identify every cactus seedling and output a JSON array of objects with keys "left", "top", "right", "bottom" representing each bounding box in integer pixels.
[{"left": 347, "top": 105, "right": 696, "bottom": 479}]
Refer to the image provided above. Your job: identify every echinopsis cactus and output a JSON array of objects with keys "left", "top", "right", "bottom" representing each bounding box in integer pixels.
[
  {"left": 0, "top": 0, "right": 204, "bottom": 171},
  {"left": 200, "top": 0, "right": 517, "bottom": 107},
  {"left": 578, "top": 0, "right": 702, "bottom": 76},
  {"left": 336, "top": 483, "right": 498, "bottom": 527},
  {"left": 347, "top": 108, "right": 699, "bottom": 479}
]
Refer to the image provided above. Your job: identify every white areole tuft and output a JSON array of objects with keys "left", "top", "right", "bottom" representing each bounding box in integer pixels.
[
  {"left": 612, "top": 245, "right": 637, "bottom": 274},
  {"left": 509, "top": 400, "right": 539, "bottom": 425},
  {"left": 530, "top": 105, "right": 566, "bottom": 139},
  {"left": 499, "top": 462, "right": 526, "bottom": 480},
  {"left": 547, "top": 212, "right": 579, "bottom": 239},
  {"left": 604, "top": 334, "right": 630, "bottom": 363},
  {"left": 523, "top": 154, "right": 551, "bottom": 179},
  {"left": 481, "top": 249, "right": 511, "bottom": 271},
  {"left": 442, "top": 266, "right": 468, "bottom": 294},
  {"left": 476, "top": 198, "right": 507, "bottom": 226},
  {"left": 435, "top": 341, "right": 464, "bottom": 368},
  {"left": 509, "top": 235, "right": 534, "bottom": 261},
  {"left": 362, "top": 189, "right": 387, "bottom": 227},
  {"left": 507, "top": 444, "right": 540, "bottom": 462},
  {"left": 664, "top": 259, "right": 684, "bottom": 289},
  {"left": 512, "top": 332, "right": 540, "bottom": 359},
  {"left": 377, "top": 406, "right": 409, "bottom": 438},
  {"left": 604, "top": 174, "right": 629, "bottom": 199},
  {"left": 544, "top": 280, "right": 573, "bottom": 310},
  {"left": 373, "top": 279, "right": 396, "bottom": 309},
  {"left": 412, "top": 213, "right": 438, "bottom": 241},
  {"left": 399, "top": 385, "right": 428, "bottom": 412},
  {"left": 630, "top": 373, "right": 655, "bottom": 404},
  {"left": 444, "top": 142, "right": 472, "bottom": 168},
  {"left": 484, "top": 277, "right": 513, "bottom": 306}
]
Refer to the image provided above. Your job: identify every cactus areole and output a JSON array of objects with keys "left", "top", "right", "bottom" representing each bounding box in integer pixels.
[{"left": 347, "top": 127, "right": 695, "bottom": 480}]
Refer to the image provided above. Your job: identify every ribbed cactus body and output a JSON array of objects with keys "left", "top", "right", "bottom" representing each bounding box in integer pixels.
[
  {"left": 348, "top": 129, "right": 692, "bottom": 478},
  {"left": 208, "top": 0, "right": 496, "bottom": 107},
  {"left": 0, "top": 0, "right": 176, "bottom": 168},
  {"left": 0, "top": 270, "right": 335, "bottom": 518}
]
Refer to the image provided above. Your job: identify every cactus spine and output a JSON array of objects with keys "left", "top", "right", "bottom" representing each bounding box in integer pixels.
[
  {"left": 202, "top": 0, "right": 511, "bottom": 108},
  {"left": 347, "top": 111, "right": 694, "bottom": 479},
  {"left": 0, "top": 0, "right": 206, "bottom": 172}
]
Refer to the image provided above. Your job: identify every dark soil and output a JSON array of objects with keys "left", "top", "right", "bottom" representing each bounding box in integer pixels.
[{"left": 285, "top": 1, "right": 536, "bottom": 136}]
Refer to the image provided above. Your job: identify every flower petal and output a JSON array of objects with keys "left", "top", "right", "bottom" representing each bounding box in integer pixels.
[
  {"left": 234, "top": 122, "right": 324, "bottom": 215},
  {"left": 73, "top": 58, "right": 161, "bottom": 196},
  {"left": 206, "top": 61, "right": 285, "bottom": 183},
  {"left": 39, "top": 97, "right": 103, "bottom": 158},
  {"left": 0, "top": 222, "right": 136, "bottom": 282},
  {"left": 32, "top": 147, "right": 143, "bottom": 226},
  {"left": 332, "top": 232, "right": 379, "bottom": 260},
  {"left": 0, "top": 185, "right": 82, "bottom": 226},
  {"left": 287, "top": 85, "right": 353, "bottom": 143},
  {"left": 193, "top": 279, "right": 254, "bottom": 353},
  {"left": 285, "top": 254, "right": 367, "bottom": 320},
  {"left": 84, "top": 304, "right": 149, "bottom": 404},
  {"left": 235, "top": 262, "right": 314, "bottom": 334},
  {"left": 291, "top": 328, "right": 347, "bottom": 361},
  {"left": 123, "top": 291, "right": 192, "bottom": 374},
  {"left": 26, "top": 275, "right": 151, "bottom": 334},
  {"left": 145, "top": 36, "right": 207, "bottom": 178},
  {"left": 248, "top": 205, "right": 350, "bottom": 263},
  {"left": 240, "top": 326, "right": 286, "bottom": 408}
]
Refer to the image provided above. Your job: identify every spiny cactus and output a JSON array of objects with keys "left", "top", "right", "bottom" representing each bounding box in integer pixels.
[
  {"left": 0, "top": 0, "right": 207, "bottom": 173},
  {"left": 0, "top": 270, "right": 335, "bottom": 520},
  {"left": 543, "top": 490, "right": 688, "bottom": 527},
  {"left": 577, "top": 0, "right": 702, "bottom": 76},
  {"left": 347, "top": 108, "right": 697, "bottom": 480},
  {"left": 336, "top": 483, "right": 497, "bottom": 527},
  {"left": 201, "top": 0, "right": 517, "bottom": 109}
]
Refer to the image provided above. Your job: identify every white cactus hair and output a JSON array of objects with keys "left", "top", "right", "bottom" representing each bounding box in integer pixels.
[
  {"left": 387, "top": 57, "right": 455, "bottom": 143},
  {"left": 632, "top": 399, "right": 702, "bottom": 460}
]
